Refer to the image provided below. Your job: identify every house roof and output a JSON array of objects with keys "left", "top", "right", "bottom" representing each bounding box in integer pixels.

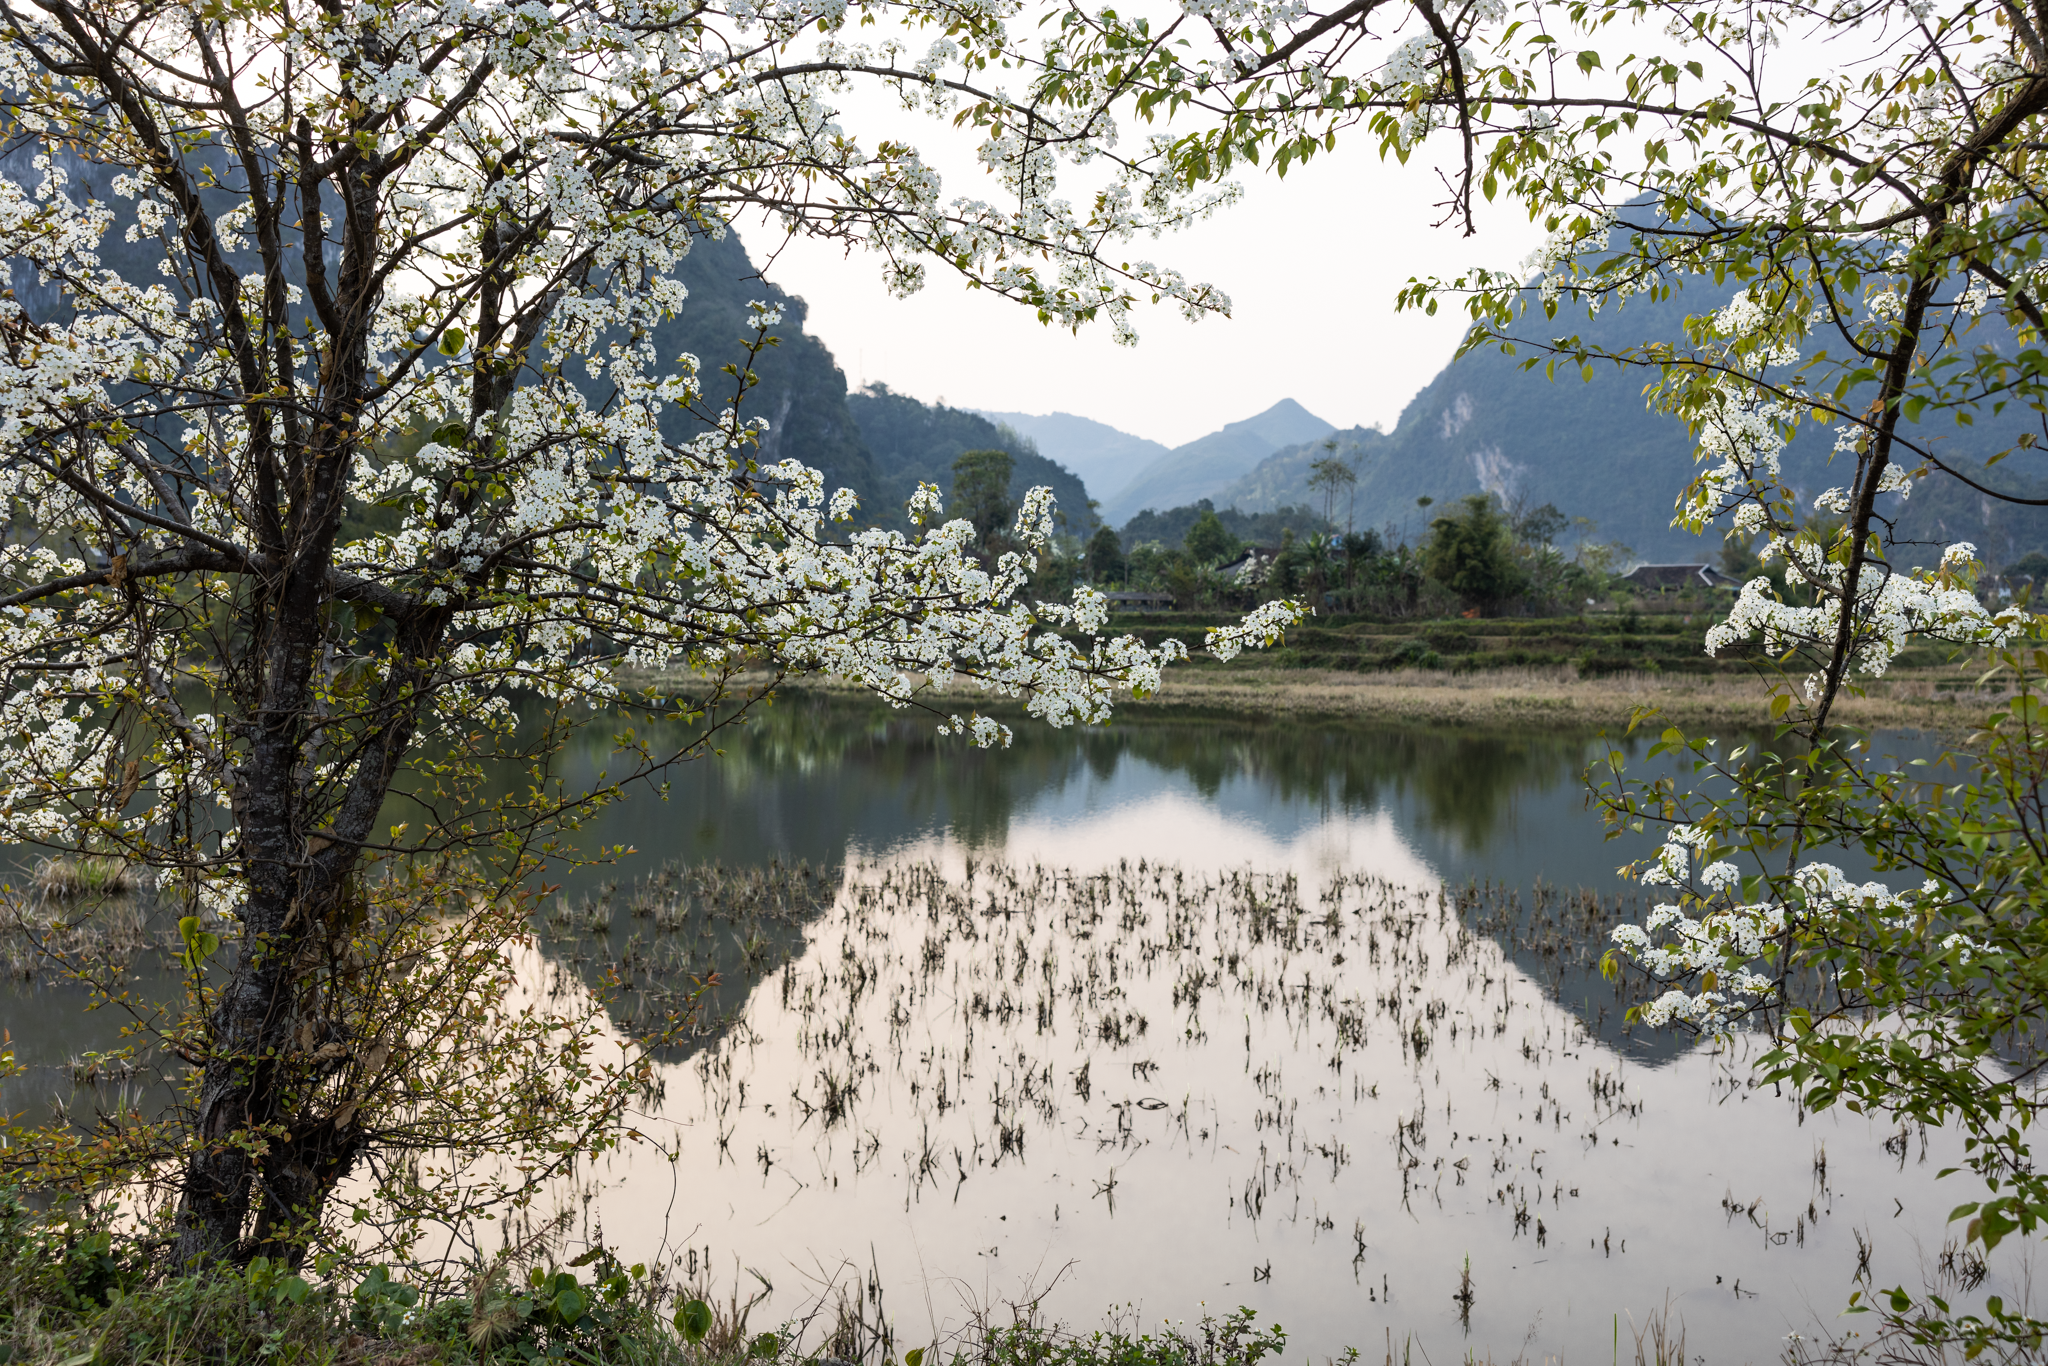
[
  {"left": 1217, "top": 545, "right": 1281, "bottom": 584},
  {"left": 1621, "top": 563, "right": 1737, "bottom": 590}
]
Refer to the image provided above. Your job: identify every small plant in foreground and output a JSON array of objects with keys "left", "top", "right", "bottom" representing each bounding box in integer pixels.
[{"left": 0, "top": 1190, "right": 1304, "bottom": 1366}]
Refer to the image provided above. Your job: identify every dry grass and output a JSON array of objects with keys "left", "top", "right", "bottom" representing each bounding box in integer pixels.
[
  {"left": 729, "top": 664, "right": 2008, "bottom": 731},
  {"left": 1122, "top": 664, "right": 2006, "bottom": 729},
  {"left": 0, "top": 894, "right": 154, "bottom": 980},
  {"left": 31, "top": 855, "right": 141, "bottom": 898}
]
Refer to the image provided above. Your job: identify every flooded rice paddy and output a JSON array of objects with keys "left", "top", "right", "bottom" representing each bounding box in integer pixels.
[
  {"left": 525, "top": 850, "right": 2003, "bottom": 1365},
  {"left": 3, "top": 699, "right": 2023, "bottom": 1361}
]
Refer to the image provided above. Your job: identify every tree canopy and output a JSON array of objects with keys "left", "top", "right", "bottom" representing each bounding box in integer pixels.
[
  {"left": 1422, "top": 495, "right": 1523, "bottom": 611},
  {"left": 1085, "top": 524, "right": 1125, "bottom": 584},
  {"left": 950, "top": 449, "right": 1017, "bottom": 552},
  {"left": 0, "top": 0, "right": 1300, "bottom": 1270},
  {"left": 1183, "top": 507, "right": 1241, "bottom": 564}
]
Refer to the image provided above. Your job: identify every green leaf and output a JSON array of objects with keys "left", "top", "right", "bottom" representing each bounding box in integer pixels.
[
  {"left": 437, "top": 327, "right": 467, "bottom": 357},
  {"left": 177, "top": 915, "right": 221, "bottom": 972},
  {"left": 678, "top": 1298, "right": 713, "bottom": 1343}
]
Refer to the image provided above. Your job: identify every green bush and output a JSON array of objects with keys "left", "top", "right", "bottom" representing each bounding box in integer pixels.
[
  {"left": 0, "top": 1200, "right": 687, "bottom": 1366},
  {"left": 1382, "top": 639, "right": 1442, "bottom": 670},
  {"left": 965, "top": 1307, "right": 1291, "bottom": 1366}
]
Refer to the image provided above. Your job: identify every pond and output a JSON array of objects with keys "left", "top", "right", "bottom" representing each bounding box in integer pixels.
[{"left": 2, "top": 695, "right": 2008, "bottom": 1363}]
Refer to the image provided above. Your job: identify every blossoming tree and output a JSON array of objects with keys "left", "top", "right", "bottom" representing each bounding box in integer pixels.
[{"left": 0, "top": 0, "right": 1308, "bottom": 1269}]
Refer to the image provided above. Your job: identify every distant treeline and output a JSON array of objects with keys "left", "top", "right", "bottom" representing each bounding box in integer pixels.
[{"left": 1119, "top": 501, "right": 1332, "bottom": 549}]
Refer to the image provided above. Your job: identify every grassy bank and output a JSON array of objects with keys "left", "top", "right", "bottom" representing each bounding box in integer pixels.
[
  {"left": 0, "top": 1190, "right": 1301, "bottom": 1366},
  {"left": 747, "top": 662, "right": 2000, "bottom": 731},
  {"left": 1100, "top": 663, "right": 2001, "bottom": 729},
  {"left": 1089, "top": 610, "right": 1767, "bottom": 679},
  {"left": 1101, "top": 609, "right": 2004, "bottom": 728}
]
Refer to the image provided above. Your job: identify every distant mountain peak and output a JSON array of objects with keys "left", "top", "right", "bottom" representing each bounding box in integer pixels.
[
  {"left": 1199, "top": 399, "right": 1336, "bottom": 456},
  {"left": 1227, "top": 397, "right": 1327, "bottom": 430},
  {"left": 1096, "top": 399, "right": 1336, "bottom": 525},
  {"left": 969, "top": 399, "right": 1340, "bottom": 525}
]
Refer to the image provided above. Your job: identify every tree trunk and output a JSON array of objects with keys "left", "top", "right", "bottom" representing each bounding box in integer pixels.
[
  {"left": 169, "top": 152, "right": 506, "bottom": 1265},
  {"left": 172, "top": 551, "right": 336, "bottom": 1267},
  {"left": 171, "top": 163, "right": 379, "bottom": 1263}
]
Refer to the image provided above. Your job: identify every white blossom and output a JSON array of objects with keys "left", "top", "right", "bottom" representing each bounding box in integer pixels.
[{"left": 0, "top": 0, "right": 1296, "bottom": 927}]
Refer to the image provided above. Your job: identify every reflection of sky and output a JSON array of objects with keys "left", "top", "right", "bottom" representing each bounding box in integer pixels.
[
  {"left": 877, "top": 781, "right": 1439, "bottom": 886},
  {"left": 553, "top": 715, "right": 1937, "bottom": 903},
  {"left": 858, "top": 738, "right": 1644, "bottom": 893}
]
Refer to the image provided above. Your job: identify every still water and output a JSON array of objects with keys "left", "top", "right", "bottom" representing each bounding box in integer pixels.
[
  {"left": 544, "top": 697, "right": 1645, "bottom": 897},
  {"left": 4, "top": 696, "right": 2009, "bottom": 1363},
  {"left": 519, "top": 697, "right": 1999, "bottom": 1365}
]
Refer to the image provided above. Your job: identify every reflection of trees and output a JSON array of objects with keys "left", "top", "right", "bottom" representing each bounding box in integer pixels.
[
  {"left": 540, "top": 857, "right": 846, "bottom": 1064},
  {"left": 530, "top": 691, "right": 1636, "bottom": 883},
  {"left": 1063, "top": 712, "right": 1605, "bottom": 850},
  {"left": 1350, "top": 727, "right": 1597, "bottom": 849}
]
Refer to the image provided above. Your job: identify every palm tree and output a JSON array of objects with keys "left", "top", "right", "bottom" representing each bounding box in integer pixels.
[
  {"left": 1307, "top": 444, "right": 1357, "bottom": 531},
  {"left": 1302, "top": 533, "right": 1341, "bottom": 609}
]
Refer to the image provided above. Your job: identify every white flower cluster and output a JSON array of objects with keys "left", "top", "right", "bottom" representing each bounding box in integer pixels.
[
  {"left": 1705, "top": 542, "right": 2027, "bottom": 686},
  {"left": 1647, "top": 262, "right": 2035, "bottom": 696},
  {"left": 1517, "top": 207, "right": 1662, "bottom": 312},
  {"left": 1207, "top": 599, "right": 1302, "bottom": 662},
  {"left": 1180, "top": 0, "right": 1308, "bottom": 30},
  {"left": 0, "top": 0, "right": 1299, "bottom": 918},
  {"left": 1672, "top": 394, "right": 1794, "bottom": 535},
  {"left": 1612, "top": 826, "right": 1963, "bottom": 1029}
]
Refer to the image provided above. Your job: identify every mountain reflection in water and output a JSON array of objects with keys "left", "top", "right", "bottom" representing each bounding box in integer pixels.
[
  {"left": 8, "top": 695, "right": 1994, "bottom": 1361},
  {"left": 509, "top": 697, "right": 1994, "bottom": 1363}
]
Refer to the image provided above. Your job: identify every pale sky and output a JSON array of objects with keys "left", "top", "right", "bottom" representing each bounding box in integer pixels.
[{"left": 731, "top": 103, "right": 1547, "bottom": 450}]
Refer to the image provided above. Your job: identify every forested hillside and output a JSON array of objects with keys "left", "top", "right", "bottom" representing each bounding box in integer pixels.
[
  {"left": 1117, "top": 501, "right": 1333, "bottom": 550},
  {"left": 1218, "top": 428, "right": 1390, "bottom": 529},
  {"left": 659, "top": 243, "right": 1093, "bottom": 534},
  {"left": 652, "top": 229, "right": 883, "bottom": 507}
]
